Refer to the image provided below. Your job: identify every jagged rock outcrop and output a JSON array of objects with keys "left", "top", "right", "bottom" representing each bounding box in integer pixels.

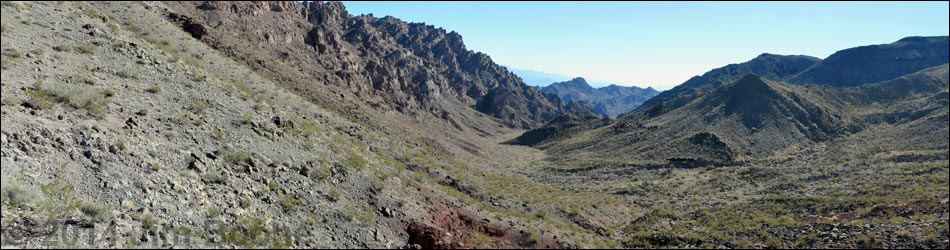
[{"left": 162, "top": 1, "right": 592, "bottom": 129}]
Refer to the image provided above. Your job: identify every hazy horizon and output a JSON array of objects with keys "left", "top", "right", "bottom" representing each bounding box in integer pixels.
[{"left": 344, "top": 1, "right": 949, "bottom": 90}]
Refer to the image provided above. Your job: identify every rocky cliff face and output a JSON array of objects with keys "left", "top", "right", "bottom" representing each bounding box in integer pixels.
[
  {"left": 540, "top": 77, "right": 659, "bottom": 118},
  {"left": 162, "top": 1, "right": 591, "bottom": 129},
  {"left": 0, "top": 2, "right": 607, "bottom": 248}
]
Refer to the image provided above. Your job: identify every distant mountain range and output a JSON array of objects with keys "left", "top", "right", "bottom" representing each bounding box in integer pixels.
[
  {"left": 506, "top": 68, "right": 575, "bottom": 86},
  {"left": 516, "top": 36, "right": 949, "bottom": 163},
  {"left": 506, "top": 67, "right": 633, "bottom": 87},
  {"left": 538, "top": 78, "right": 659, "bottom": 118}
]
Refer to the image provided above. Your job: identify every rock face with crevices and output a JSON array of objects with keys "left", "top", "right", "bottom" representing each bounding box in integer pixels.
[{"left": 162, "top": 1, "right": 593, "bottom": 130}]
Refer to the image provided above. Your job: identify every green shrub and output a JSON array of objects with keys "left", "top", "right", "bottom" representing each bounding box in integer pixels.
[
  {"left": 278, "top": 195, "right": 299, "bottom": 212},
  {"left": 115, "top": 69, "right": 136, "bottom": 79},
  {"left": 346, "top": 152, "right": 367, "bottom": 169},
  {"left": 187, "top": 99, "right": 209, "bottom": 114},
  {"left": 145, "top": 84, "right": 161, "bottom": 94},
  {"left": 106, "top": 22, "right": 119, "bottom": 31},
  {"left": 28, "top": 81, "right": 112, "bottom": 118},
  {"left": 241, "top": 113, "right": 253, "bottom": 125},
  {"left": 203, "top": 171, "right": 229, "bottom": 184},
  {"left": 77, "top": 41, "right": 97, "bottom": 54},
  {"left": 116, "top": 138, "right": 128, "bottom": 151},
  {"left": 81, "top": 75, "right": 97, "bottom": 85},
  {"left": 1, "top": 181, "right": 37, "bottom": 208},
  {"left": 222, "top": 147, "right": 251, "bottom": 166},
  {"left": 328, "top": 188, "right": 340, "bottom": 202},
  {"left": 534, "top": 210, "right": 547, "bottom": 220},
  {"left": 4, "top": 48, "right": 21, "bottom": 58},
  {"left": 140, "top": 212, "right": 158, "bottom": 231},
  {"left": 103, "top": 88, "right": 115, "bottom": 97},
  {"left": 213, "top": 128, "right": 225, "bottom": 140},
  {"left": 206, "top": 206, "right": 221, "bottom": 218},
  {"left": 79, "top": 201, "right": 112, "bottom": 224},
  {"left": 53, "top": 43, "right": 73, "bottom": 52}
]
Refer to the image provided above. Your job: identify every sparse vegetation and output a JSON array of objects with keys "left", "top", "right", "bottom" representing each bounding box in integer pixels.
[
  {"left": 79, "top": 201, "right": 112, "bottom": 224},
  {"left": 278, "top": 195, "right": 299, "bottom": 212},
  {"left": 203, "top": 171, "right": 229, "bottom": 184},
  {"left": 0, "top": 2, "right": 946, "bottom": 249},
  {"left": 140, "top": 212, "right": 159, "bottom": 231},
  {"left": 106, "top": 22, "right": 119, "bottom": 32},
  {"left": 187, "top": 98, "right": 209, "bottom": 114},
  {"left": 1, "top": 181, "right": 37, "bottom": 209},
  {"left": 206, "top": 206, "right": 221, "bottom": 218},
  {"left": 346, "top": 151, "right": 367, "bottom": 169},
  {"left": 221, "top": 215, "right": 292, "bottom": 248},
  {"left": 80, "top": 75, "right": 97, "bottom": 85},
  {"left": 103, "top": 87, "right": 115, "bottom": 97},
  {"left": 77, "top": 41, "right": 97, "bottom": 54},
  {"left": 53, "top": 43, "right": 74, "bottom": 53},
  {"left": 145, "top": 84, "right": 161, "bottom": 94},
  {"left": 241, "top": 113, "right": 254, "bottom": 125},
  {"left": 213, "top": 128, "right": 226, "bottom": 140},
  {"left": 28, "top": 80, "right": 112, "bottom": 118},
  {"left": 115, "top": 69, "right": 136, "bottom": 79},
  {"left": 4, "top": 48, "right": 21, "bottom": 58},
  {"left": 222, "top": 147, "right": 251, "bottom": 166},
  {"left": 327, "top": 187, "right": 340, "bottom": 202}
]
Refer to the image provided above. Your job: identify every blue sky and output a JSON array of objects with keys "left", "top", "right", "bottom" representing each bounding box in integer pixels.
[{"left": 343, "top": 1, "right": 950, "bottom": 90}]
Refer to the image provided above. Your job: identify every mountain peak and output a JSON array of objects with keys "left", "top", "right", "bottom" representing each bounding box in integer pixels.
[
  {"left": 735, "top": 74, "right": 769, "bottom": 87},
  {"left": 897, "top": 36, "right": 949, "bottom": 43},
  {"left": 754, "top": 53, "right": 781, "bottom": 59},
  {"left": 788, "top": 35, "right": 949, "bottom": 86},
  {"left": 541, "top": 78, "right": 660, "bottom": 117},
  {"left": 631, "top": 53, "right": 821, "bottom": 118},
  {"left": 548, "top": 77, "right": 594, "bottom": 90}
]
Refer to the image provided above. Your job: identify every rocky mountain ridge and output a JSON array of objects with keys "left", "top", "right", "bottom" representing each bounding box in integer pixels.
[
  {"left": 163, "top": 1, "right": 592, "bottom": 130},
  {"left": 540, "top": 77, "right": 659, "bottom": 118}
]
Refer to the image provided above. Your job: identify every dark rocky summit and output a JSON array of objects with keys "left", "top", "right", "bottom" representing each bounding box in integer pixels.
[{"left": 540, "top": 77, "right": 658, "bottom": 118}]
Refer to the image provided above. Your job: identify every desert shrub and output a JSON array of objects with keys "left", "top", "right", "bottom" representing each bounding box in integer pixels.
[
  {"left": 77, "top": 41, "right": 97, "bottom": 54},
  {"left": 53, "top": 43, "right": 73, "bottom": 52},
  {"left": 29, "top": 81, "right": 112, "bottom": 118},
  {"left": 79, "top": 201, "right": 113, "bottom": 224},
  {"left": 1, "top": 181, "right": 37, "bottom": 208},
  {"left": 145, "top": 84, "right": 161, "bottom": 94},
  {"left": 346, "top": 152, "right": 367, "bottom": 169}
]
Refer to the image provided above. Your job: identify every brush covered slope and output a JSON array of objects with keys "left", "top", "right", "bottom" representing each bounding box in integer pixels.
[
  {"left": 2, "top": 1, "right": 948, "bottom": 249},
  {"left": 514, "top": 53, "right": 948, "bottom": 247},
  {"left": 1, "top": 2, "right": 625, "bottom": 249},
  {"left": 631, "top": 53, "right": 822, "bottom": 119},
  {"left": 160, "top": 1, "right": 591, "bottom": 131}
]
